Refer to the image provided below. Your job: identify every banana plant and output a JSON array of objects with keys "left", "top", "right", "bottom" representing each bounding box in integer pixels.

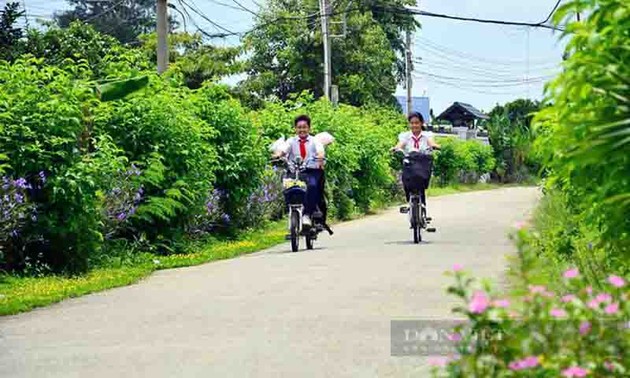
[
  {"left": 96, "top": 75, "right": 149, "bottom": 102},
  {"left": 80, "top": 76, "right": 150, "bottom": 152}
]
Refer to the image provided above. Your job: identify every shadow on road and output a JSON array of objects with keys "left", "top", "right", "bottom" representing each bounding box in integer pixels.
[{"left": 384, "top": 240, "right": 435, "bottom": 246}]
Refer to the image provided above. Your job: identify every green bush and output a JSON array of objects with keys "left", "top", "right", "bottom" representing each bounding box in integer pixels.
[
  {"left": 0, "top": 58, "right": 107, "bottom": 272},
  {"left": 433, "top": 137, "right": 495, "bottom": 186},
  {"left": 533, "top": 0, "right": 629, "bottom": 273},
  {"left": 93, "top": 74, "right": 218, "bottom": 251}
]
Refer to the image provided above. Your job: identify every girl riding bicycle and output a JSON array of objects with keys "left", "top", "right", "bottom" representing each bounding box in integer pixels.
[{"left": 392, "top": 112, "right": 440, "bottom": 205}]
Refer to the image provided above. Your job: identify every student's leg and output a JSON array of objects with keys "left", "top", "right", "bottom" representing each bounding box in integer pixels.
[{"left": 304, "top": 170, "right": 322, "bottom": 216}]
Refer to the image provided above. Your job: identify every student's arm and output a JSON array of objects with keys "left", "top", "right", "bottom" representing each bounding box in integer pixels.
[
  {"left": 392, "top": 132, "right": 407, "bottom": 151},
  {"left": 428, "top": 137, "right": 441, "bottom": 150},
  {"left": 314, "top": 140, "right": 325, "bottom": 168}
]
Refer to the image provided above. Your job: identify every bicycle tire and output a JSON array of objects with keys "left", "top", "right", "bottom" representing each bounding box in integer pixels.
[{"left": 290, "top": 211, "right": 300, "bottom": 252}]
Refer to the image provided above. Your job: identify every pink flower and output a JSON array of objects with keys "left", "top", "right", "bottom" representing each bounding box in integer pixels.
[
  {"left": 608, "top": 275, "right": 626, "bottom": 288},
  {"left": 469, "top": 291, "right": 490, "bottom": 314},
  {"left": 596, "top": 293, "right": 612, "bottom": 303},
  {"left": 579, "top": 321, "right": 591, "bottom": 335},
  {"left": 604, "top": 361, "right": 615, "bottom": 372},
  {"left": 452, "top": 263, "right": 464, "bottom": 272},
  {"left": 509, "top": 356, "right": 540, "bottom": 371},
  {"left": 562, "top": 366, "right": 589, "bottom": 377},
  {"left": 605, "top": 302, "right": 619, "bottom": 315},
  {"left": 427, "top": 356, "right": 449, "bottom": 367},
  {"left": 514, "top": 220, "right": 527, "bottom": 230},
  {"left": 585, "top": 286, "right": 593, "bottom": 295},
  {"left": 493, "top": 299, "right": 510, "bottom": 308},
  {"left": 522, "top": 356, "right": 540, "bottom": 369},
  {"left": 588, "top": 299, "right": 600, "bottom": 309},
  {"left": 447, "top": 332, "right": 462, "bottom": 342},
  {"left": 563, "top": 268, "right": 579, "bottom": 279},
  {"left": 469, "top": 291, "right": 490, "bottom": 313},
  {"left": 529, "top": 285, "right": 547, "bottom": 294},
  {"left": 562, "top": 294, "right": 576, "bottom": 303},
  {"left": 550, "top": 308, "right": 567, "bottom": 318}
]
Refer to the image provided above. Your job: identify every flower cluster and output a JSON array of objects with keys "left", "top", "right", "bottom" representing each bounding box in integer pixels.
[
  {"left": 102, "top": 166, "right": 144, "bottom": 237},
  {"left": 1, "top": 174, "right": 42, "bottom": 242},
  {"left": 186, "top": 188, "right": 230, "bottom": 235},
  {"left": 242, "top": 169, "right": 284, "bottom": 227},
  {"left": 431, "top": 264, "right": 628, "bottom": 377}
]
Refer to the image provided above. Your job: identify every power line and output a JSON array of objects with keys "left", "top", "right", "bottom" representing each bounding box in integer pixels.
[
  {"left": 418, "top": 75, "right": 543, "bottom": 96},
  {"left": 384, "top": 5, "right": 565, "bottom": 32},
  {"left": 415, "top": 60, "right": 559, "bottom": 83},
  {"left": 83, "top": 0, "right": 126, "bottom": 22},
  {"left": 415, "top": 35, "right": 559, "bottom": 66},
  {"left": 228, "top": 0, "right": 258, "bottom": 16},
  {"left": 178, "top": 0, "right": 236, "bottom": 35},
  {"left": 413, "top": 70, "right": 554, "bottom": 86},
  {"left": 541, "top": 0, "right": 563, "bottom": 24}
]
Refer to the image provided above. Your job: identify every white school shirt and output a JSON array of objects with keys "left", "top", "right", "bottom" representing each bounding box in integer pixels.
[
  {"left": 284, "top": 135, "right": 325, "bottom": 169},
  {"left": 398, "top": 131, "right": 432, "bottom": 154}
]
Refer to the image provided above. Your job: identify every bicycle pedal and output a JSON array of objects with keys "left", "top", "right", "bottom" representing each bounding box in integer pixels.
[
  {"left": 399, "top": 206, "right": 410, "bottom": 214},
  {"left": 426, "top": 217, "right": 432, "bottom": 221},
  {"left": 427, "top": 227, "right": 436, "bottom": 233}
]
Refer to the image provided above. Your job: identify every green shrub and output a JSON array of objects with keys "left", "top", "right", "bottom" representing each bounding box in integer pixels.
[
  {"left": 433, "top": 138, "right": 495, "bottom": 186},
  {"left": 533, "top": 0, "right": 629, "bottom": 271},
  {"left": 93, "top": 74, "right": 218, "bottom": 251}
]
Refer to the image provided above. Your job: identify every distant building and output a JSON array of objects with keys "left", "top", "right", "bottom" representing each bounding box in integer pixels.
[
  {"left": 436, "top": 102, "right": 489, "bottom": 129},
  {"left": 435, "top": 102, "right": 489, "bottom": 142},
  {"left": 396, "top": 96, "right": 430, "bottom": 123}
]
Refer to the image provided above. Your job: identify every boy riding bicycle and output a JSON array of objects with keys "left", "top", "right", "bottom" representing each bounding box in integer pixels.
[{"left": 272, "top": 114, "right": 325, "bottom": 227}]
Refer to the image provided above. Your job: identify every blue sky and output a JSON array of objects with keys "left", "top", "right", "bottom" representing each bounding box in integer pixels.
[{"left": 22, "top": 0, "right": 568, "bottom": 113}]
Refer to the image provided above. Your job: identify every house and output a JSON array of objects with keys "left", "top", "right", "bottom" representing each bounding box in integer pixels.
[
  {"left": 436, "top": 102, "right": 489, "bottom": 141},
  {"left": 395, "top": 96, "right": 430, "bottom": 123}
]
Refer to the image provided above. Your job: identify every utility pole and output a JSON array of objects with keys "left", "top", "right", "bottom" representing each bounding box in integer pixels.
[
  {"left": 405, "top": 30, "right": 413, "bottom": 115},
  {"left": 319, "top": 0, "right": 332, "bottom": 99},
  {"left": 157, "top": 0, "right": 169, "bottom": 74}
]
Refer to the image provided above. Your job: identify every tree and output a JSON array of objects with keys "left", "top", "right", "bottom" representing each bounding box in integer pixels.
[
  {"left": 242, "top": 0, "right": 418, "bottom": 107},
  {"left": 55, "top": 0, "right": 176, "bottom": 44},
  {"left": 0, "top": 2, "right": 24, "bottom": 62},
  {"left": 488, "top": 98, "right": 540, "bottom": 128},
  {"left": 140, "top": 32, "right": 244, "bottom": 89}
]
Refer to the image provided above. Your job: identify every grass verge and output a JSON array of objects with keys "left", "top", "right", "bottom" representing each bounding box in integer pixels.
[{"left": 0, "top": 183, "right": 511, "bottom": 316}]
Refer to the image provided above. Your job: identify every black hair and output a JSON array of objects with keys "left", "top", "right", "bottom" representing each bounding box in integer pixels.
[
  {"left": 294, "top": 114, "right": 311, "bottom": 127},
  {"left": 407, "top": 111, "right": 425, "bottom": 123}
]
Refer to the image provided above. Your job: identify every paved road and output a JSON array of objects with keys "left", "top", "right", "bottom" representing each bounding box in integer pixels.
[{"left": 0, "top": 187, "right": 538, "bottom": 378}]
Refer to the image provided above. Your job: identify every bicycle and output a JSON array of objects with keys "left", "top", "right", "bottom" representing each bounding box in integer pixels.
[
  {"left": 394, "top": 150, "right": 437, "bottom": 244},
  {"left": 273, "top": 156, "right": 331, "bottom": 252}
]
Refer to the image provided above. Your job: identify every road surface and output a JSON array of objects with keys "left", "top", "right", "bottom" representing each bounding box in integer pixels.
[{"left": 0, "top": 187, "right": 538, "bottom": 377}]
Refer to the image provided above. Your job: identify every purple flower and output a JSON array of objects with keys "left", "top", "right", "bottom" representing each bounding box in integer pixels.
[
  {"left": 221, "top": 214, "right": 231, "bottom": 223},
  {"left": 14, "top": 178, "right": 28, "bottom": 189},
  {"left": 14, "top": 193, "right": 24, "bottom": 203},
  {"left": 117, "top": 212, "right": 126, "bottom": 221},
  {"left": 579, "top": 321, "right": 591, "bottom": 335},
  {"left": 38, "top": 171, "right": 46, "bottom": 183}
]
